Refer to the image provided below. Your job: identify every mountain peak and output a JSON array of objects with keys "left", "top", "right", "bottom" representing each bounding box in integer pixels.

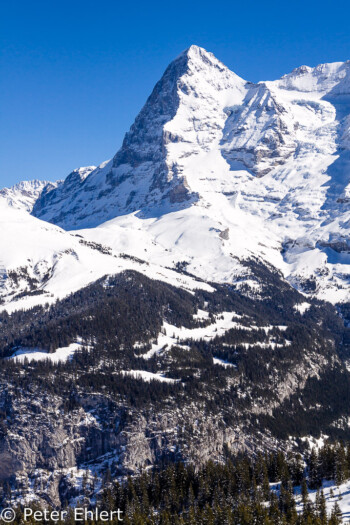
[
  {"left": 174, "top": 44, "right": 244, "bottom": 81},
  {"left": 32, "top": 46, "right": 248, "bottom": 229},
  {"left": 177, "top": 44, "right": 204, "bottom": 57},
  {"left": 177, "top": 44, "right": 220, "bottom": 64}
]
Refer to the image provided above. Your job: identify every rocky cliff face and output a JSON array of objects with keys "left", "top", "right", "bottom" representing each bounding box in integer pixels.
[
  {"left": 0, "top": 348, "right": 343, "bottom": 508},
  {"left": 31, "top": 167, "right": 94, "bottom": 218},
  {"left": 0, "top": 385, "right": 256, "bottom": 507}
]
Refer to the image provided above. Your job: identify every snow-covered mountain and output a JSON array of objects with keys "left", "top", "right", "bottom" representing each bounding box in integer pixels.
[
  {"left": 0, "top": 180, "right": 59, "bottom": 212},
  {"left": 0, "top": 167, "right": 98, "bottom": 214},
  {"left": 32, "top": 46, "right": 248, "bottom": 226},
  {"left": 2, "top": 46, "right": 350, "bottom": 306},
  {"left": 4, "top": 47, "right": 350, "bottom": 514},
  {"left": 31, "top": 166, "right": 95, "bottom": 217}
]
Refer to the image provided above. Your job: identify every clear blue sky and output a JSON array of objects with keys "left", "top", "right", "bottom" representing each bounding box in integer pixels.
[{"left": 1, "top": 0, "right": 349, "bottom": 187}]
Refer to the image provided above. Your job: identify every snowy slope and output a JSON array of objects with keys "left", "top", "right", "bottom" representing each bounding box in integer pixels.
[
  {"left": 0, "top": 200, "right": 214, "bottom": 312},
  {"left": 18, "top": 49, "right": 350, "bottom": 303},
  {"left": 8, "top": 341, "right": 88, "bottom": 364},
  {"left": 295, "top": 478, "right": 350, "bottom": 523}
]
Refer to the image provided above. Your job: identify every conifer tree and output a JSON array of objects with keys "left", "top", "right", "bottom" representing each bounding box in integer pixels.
[
  {"left": 334, "top": 443, "right": 348, "bottom": 486},
  {"left": 329, "top": 501, "right": 342, "bottom": 525},
  {"left": 308, "top": 448, "right": 322, "bottom": 489},
  {"left": 317, "top": 489, "right": 328, "bottom": 525}
]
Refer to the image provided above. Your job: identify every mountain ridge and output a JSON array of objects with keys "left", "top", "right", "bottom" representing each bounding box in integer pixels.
[{"left": 32, "top": 45, "right": 248, "bottom": 227}]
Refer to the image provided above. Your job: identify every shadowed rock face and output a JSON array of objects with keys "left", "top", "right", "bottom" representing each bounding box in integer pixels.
[{"left": 0, "top": 449, "right": 20, "bottom": 481}]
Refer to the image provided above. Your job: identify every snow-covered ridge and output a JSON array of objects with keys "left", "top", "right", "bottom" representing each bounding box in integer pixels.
[
  {"left": 0, "top": 180, "right": 60, "bottom": 212},
  {"left": 276, "top": 60, "right": 350, "bottom": 94},
  {"left": 0, "top": 199, "right": 216, "bottom": 312}
]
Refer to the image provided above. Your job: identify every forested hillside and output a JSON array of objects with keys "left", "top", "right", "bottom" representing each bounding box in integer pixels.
[{"left": 1, "top": 262, "right": 350, "bottom": 510}]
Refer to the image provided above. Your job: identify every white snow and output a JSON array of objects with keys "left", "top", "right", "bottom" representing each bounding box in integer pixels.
[
  {"left": 9, "top": 341, "right": 88, "bottom": 363},
  {"left": 136, "top": 312, "right": 248, "bottom": 359},
  {"left": 229, "top": 339, "right": 291, "bottom": 350},
  {"left": 296, "top": 479, "right": 350, "bottom": 523},
  {"left": 193, "top": 309, "right": 211, "bottom": 320},
  {"left": 0, "top": 180, "right": 59, "bottom": 212},
  {"left": 121, "top": 370, "right": 179, "bottom": 383},
  {"left": 300, "top": 434, "right": 329, "bottom": 451},
  {"left": 213, "top": 357, "right": 236, "bottom": 368},
  {"left": 294, "top": 302, "right": 311, "bottom": 314},
  {"left": 136, "top": 312, "right": 288, "bottom": 359},
  {"left": 0, "top": 200, "right": 214, "bottom": 313}
]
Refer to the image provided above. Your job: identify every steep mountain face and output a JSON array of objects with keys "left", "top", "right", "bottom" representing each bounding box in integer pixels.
[
  {"left": 221, "top": 82, "right": 297, "bottom": 176},
  {"left": 29, "top": 48, "right": 350, "bottom": 304},
  {"left": 0, "top": 180, "right": 59, "bottom": 212},
  {"left": 31, "top": 166, "right": 95, "bottom": 219},
  {"left": 32, "top": 46, "right": 248, "bottom": 227}
]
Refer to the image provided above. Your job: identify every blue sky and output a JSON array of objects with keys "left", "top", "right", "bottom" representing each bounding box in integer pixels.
[{"left": 1, "top": 0, "right": 350, "bottom": 187}]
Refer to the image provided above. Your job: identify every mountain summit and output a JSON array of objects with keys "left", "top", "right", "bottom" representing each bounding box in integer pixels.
[{"left": 32, "top": 45, "right": 248, "bottom": 228}]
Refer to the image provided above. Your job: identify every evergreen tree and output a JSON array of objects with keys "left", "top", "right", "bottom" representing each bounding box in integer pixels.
[
  {"left": 316, "top": 489, "right": 328, "bottom": 525},
  {"left": 329, "top": 501, "right": 342, "bottom": 525},
  {"left": 308, "top": 448, "right": 322, "bottom": 489},
  {"left": 334, "top": 443, "right": 348, "bottom": 486}
]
